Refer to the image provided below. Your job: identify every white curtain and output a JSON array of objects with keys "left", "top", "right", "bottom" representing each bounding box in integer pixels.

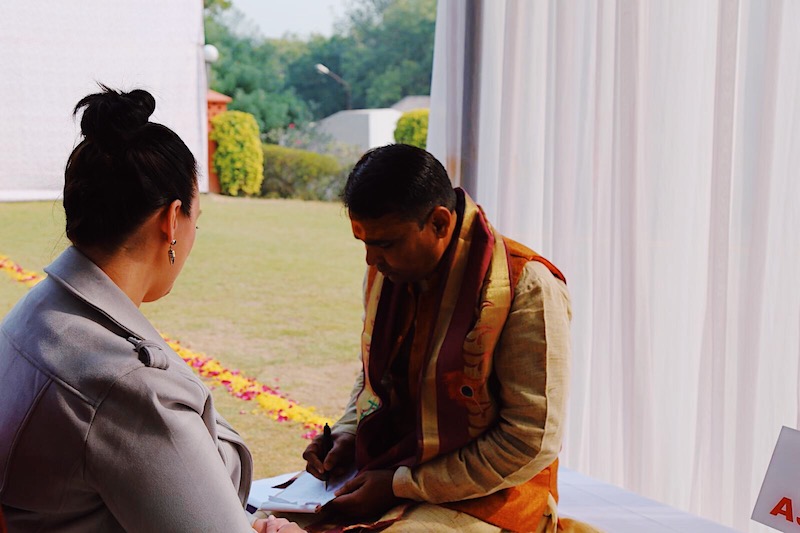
[
  {"left": 0, "top": 0, "right": 208, "bottom": 200},
  {"left": 429, "top": 1, "right": 800, "bottom": 531}
]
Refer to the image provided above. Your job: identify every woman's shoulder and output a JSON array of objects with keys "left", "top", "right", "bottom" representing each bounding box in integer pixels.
[{"left": 1, "top": 276, "right": 155, "bottom": 406}]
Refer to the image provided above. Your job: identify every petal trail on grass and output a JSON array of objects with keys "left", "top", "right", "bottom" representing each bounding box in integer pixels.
[
  {"left": 164, "top": 335, "right": 332, "bottom": 437},
  {"left": 0, "top": 255, "right": 46, "bottom": 287}
]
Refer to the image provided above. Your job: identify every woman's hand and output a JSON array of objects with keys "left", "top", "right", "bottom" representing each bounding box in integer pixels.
[{"left": 253, "top": 514, "right": 306, "bottom": 533}]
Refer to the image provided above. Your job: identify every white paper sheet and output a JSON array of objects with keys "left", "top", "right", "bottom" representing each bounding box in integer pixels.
[{"left": 248, "top": 470, "right": 357, "bottom": 514}]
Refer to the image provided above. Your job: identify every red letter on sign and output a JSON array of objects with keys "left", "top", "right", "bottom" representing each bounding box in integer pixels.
[{"left": 770, "top": 497, "right": 794, "bottom": 522}]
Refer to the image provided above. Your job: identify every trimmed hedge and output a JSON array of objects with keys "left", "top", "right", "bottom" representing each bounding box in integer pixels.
[
  {"left": 394, "top": 108, "right": 429, "bottom": 149},
  {"left": 210, "top": 111, "right": 264, "bottom": 196},
  {"left": 261, "top": 144, "right": 342, "bottom": 201}
]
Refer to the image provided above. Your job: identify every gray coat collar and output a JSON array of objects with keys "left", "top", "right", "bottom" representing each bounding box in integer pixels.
[{"left": 44, "top": 247, "right": 163, "bottom": 344}]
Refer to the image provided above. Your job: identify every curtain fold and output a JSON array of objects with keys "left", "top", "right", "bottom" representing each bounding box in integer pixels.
[{"left": 429, "top": 1, "right": 800, "bottom": 531}]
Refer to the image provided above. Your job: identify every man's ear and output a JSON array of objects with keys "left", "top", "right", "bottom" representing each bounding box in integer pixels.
[{"left": 429, "top": 206, "right": 452, "bottom": 238}]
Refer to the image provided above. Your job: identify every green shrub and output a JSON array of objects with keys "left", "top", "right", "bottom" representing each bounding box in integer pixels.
[
  {"left": 261, "top": 144, "right": 342, "bottom": 201},
  {"left": 210, "top": 111, "right": 264, "bottom": 196},
  {"left": 394, "top": 108, "right": 429, "bottom": 149}
]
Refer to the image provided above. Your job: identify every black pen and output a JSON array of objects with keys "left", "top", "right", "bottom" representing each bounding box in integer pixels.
[{"left": 321, "top": 423, "right": 333, "bottom": 490}]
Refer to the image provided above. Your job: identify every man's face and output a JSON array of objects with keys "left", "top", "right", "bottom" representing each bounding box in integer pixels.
[{"left": 350, "top": 211, "right": 448, "bottom": 284}]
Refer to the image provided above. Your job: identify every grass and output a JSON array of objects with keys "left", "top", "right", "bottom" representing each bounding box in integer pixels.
[{"left": 0, "top": 195, "right": 365, "bottom": 478}]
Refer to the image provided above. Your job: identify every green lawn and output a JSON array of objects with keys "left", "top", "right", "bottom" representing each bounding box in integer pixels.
[{"left": 0, "top": 195, "right": 365, "bottom": 478}]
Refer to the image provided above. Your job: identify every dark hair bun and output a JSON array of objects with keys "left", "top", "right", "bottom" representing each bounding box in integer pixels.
[
  {"left": 64, "top": 85, "right": 197, "bottom": 252},
  {"left": 74, "top": 85, "right": 156, "bottom": 150}
]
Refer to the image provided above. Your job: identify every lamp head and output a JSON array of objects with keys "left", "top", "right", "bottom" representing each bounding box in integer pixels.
[{"left": 204, "top": 44, "right": 219, "bottom": 63}]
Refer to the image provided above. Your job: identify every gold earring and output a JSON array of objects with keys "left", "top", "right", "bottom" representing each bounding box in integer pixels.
[{"left": 168, "top": 239, "right": 177, "bottom": 265}]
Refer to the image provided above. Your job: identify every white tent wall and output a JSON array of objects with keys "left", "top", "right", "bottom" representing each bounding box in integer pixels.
[
  {"left": 0, "top": 1, "right": 208, "bottom": 201},
  {"left": 429, "top": 1, "right": 800, "bottom": 532}
]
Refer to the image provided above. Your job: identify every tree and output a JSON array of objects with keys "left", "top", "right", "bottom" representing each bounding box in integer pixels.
[
  {"left": 203, "top": 0, "right": 231, "bottom": 13},
  {"left": 205, "top": 9, "right": 311, "bottom": 137},
  {"left": 285, "top": 0, "right": 436, "bottom": 117},
  {"left": 341, "top": 0, "right": 437, "bottom": 108},
  {"left": 285, "top": 35, "right": 355, "bottom": 119},
  {"left": 205, "top": 0, "right": 437, "bottom": 126}
]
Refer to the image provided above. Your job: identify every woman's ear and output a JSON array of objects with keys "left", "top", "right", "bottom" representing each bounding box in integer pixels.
[{"left": 162, "top": 199, "right": 183, "bottom": 242}]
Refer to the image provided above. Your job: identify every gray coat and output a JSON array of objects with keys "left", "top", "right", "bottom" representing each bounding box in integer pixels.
[{"left": 0, "top": 247, "right": 254, "bottom": 532}]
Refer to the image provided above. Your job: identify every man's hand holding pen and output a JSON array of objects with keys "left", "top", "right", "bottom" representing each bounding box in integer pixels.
[
  {"left": 302, "top": 428, "right": 402, "bottom": 518},
  {"left": 302, "top": 427, "right": 356, "bottom": 483}
]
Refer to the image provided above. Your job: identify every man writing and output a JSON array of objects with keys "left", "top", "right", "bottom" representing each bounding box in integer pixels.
[{"left": 304, "top": 144, "right": 573, "bottom": 531}]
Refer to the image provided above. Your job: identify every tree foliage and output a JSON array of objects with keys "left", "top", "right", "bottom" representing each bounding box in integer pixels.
[
  {"left": 205, "top": 0, "right": 437, "bottom": 133},
  {"left": 394, "top": 108, "right": 429, "bottom": 149},
  {"left": 340, "top": 0, "right": 437, "bottom": 108},
  {"left": 205, "top": 10, "right": 310, "bottom": 136},
  {"left": 210, "top": 111, "right": 264, "bottom": 196},
  {"left": 285, "top": 35, "right": 355, "bottom": 119},
  {"left": 203, "top": 0, "right": 231, "bottom": 14},
  {"left": 261, "top": 144, "right": 342, "bottom": 200}
]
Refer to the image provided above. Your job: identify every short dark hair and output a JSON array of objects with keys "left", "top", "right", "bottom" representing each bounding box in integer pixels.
[
  {"left": 342, "top": 144, "right": 456, "bottom": 223},
  {"left": 64, "top": 85, "right": 197, "bottom": 252}
]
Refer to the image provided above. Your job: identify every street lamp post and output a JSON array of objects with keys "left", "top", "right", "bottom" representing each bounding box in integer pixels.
[{"left": 315, "top": 63, "right": 352, "bottom": 110}]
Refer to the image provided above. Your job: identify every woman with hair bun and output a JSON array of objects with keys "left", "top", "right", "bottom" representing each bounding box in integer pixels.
[{"left": 0, "top": 87, "right": 302, "bottom": 533}]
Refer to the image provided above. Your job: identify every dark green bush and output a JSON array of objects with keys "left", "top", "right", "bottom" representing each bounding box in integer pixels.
[
  {"left": 210, "top": 111, "right": 264, "bottom": 196},
  {"left": 261, "top": 144, "right": 342, "bottom": 200},
  {"left": 394, "top": 108, "right": 429, "bottom": 149}
]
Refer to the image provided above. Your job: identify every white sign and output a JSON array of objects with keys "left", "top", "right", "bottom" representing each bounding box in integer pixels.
[{"left": 753, "top": 426, "right": 800, "bottom": 531}]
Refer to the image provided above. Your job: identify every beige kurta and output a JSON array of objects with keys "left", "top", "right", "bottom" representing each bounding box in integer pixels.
[
  {"left": 0, "top": 247, "right": 254, "bottom": 532},
  {"left": 334, "top": 260, "right": 571, "bottom": 509}
]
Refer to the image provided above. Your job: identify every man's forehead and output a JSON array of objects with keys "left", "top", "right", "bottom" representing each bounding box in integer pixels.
[{"left": 350, "top": 214, "right": 418, "bottom": 239}]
